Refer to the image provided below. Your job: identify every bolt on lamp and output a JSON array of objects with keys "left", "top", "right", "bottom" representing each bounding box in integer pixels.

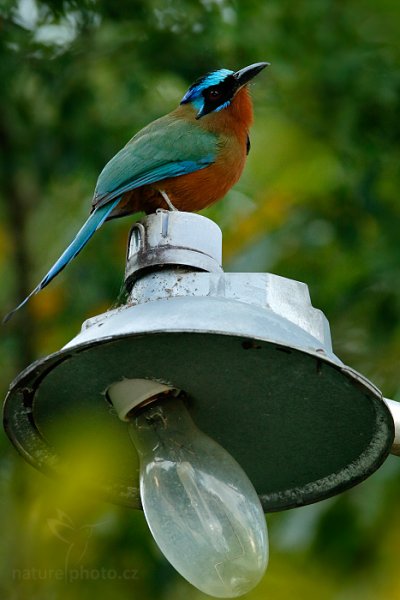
[{"left": 4, "top": 210, "right": 400, "bottom": 597}]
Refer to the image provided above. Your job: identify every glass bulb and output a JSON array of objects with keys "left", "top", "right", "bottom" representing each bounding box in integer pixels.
[{"left": 128, "top": 396, "right": 268, "bottom": 598}]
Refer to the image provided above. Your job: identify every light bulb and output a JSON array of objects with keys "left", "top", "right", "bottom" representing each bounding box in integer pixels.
[{"left": 128, "top": 396, "right": 268, "bottom": 598}]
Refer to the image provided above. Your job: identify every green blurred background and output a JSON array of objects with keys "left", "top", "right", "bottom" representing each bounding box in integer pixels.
[{"left": 1, "top": 0, "right": 400, "bottom": 598}]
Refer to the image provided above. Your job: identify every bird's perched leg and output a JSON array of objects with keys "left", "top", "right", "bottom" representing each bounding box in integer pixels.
[{"left": 159, "top": 189, "right": 178, "bottom": 211}]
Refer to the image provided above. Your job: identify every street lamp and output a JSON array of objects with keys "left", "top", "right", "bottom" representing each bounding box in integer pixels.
[{"left": 4, "top": 210, "right": 400, "bottom": 597}]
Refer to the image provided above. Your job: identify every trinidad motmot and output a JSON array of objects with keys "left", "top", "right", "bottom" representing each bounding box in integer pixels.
[{"left": 5, "top": 61, "right": 269, "bottom": 322}]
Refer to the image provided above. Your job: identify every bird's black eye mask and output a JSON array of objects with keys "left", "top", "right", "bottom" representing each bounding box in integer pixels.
[
  {"left": 181, "top": 72, "right": 239, "bottom": 119},
  {"left": 200, "top": 74, "right": 238, "bottom": 117}
]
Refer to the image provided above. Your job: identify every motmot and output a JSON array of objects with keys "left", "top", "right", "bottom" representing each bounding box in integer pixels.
[{"left": 5, "top": 62, "right": 268, "bottom": 322}]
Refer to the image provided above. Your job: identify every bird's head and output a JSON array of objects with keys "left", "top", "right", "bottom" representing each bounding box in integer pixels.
[{"left": 180, "top": 62, "right": 269, "bottom": 120}]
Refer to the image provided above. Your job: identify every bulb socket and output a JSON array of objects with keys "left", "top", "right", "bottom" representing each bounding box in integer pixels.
[{"left": 107, "top": 378, "right": 180, "bottom": 421}]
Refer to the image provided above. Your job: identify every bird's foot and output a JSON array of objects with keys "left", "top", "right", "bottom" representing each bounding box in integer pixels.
[{"left": 159, "top": 190, "right": 178, "bottom": 211}]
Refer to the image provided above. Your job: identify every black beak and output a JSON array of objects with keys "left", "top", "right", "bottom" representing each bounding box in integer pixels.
[{"left": 233, "top": 62, "right": 270, "bottom": 87}]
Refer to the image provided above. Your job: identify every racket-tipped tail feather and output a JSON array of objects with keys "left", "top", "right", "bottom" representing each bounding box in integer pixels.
[{"left": 3, "top": 199, "right": 120, "bottom": 324}]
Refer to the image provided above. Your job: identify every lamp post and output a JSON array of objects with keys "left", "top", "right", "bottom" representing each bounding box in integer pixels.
[{"left": 4, "top": 210, "right": 400, "bottom": 597}]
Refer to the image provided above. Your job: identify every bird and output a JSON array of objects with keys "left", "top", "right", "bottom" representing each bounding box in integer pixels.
[{"left": 4, "top": 61, "right": 269, "bottom": 322}]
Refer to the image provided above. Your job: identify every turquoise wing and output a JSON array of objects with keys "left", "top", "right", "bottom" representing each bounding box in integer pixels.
[{"left": 93, "top": 115, "right": 218, "bottom": 210}]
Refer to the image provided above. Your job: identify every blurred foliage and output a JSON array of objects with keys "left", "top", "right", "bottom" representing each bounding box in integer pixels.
[{"left": 1, "top": 0, "right": 400, "bottom": 598}]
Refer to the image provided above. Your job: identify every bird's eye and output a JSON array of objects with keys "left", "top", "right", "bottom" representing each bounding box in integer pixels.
[{"left": 207, "top": 89, "right": 222, "bottom": 101}]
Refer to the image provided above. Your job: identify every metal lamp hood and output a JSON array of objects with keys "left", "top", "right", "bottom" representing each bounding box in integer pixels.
[{"left": 3, "top": 210, "right": 399, "bottom": 512}]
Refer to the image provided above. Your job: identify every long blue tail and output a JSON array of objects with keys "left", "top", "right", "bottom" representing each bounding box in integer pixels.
[{"left": 3, "top": 199, "right": 120, "bottom": 323}]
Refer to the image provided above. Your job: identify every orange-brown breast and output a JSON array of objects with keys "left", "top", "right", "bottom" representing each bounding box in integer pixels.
[{"left": 113, "top": 86, "right": 254, "bottom": 216}]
